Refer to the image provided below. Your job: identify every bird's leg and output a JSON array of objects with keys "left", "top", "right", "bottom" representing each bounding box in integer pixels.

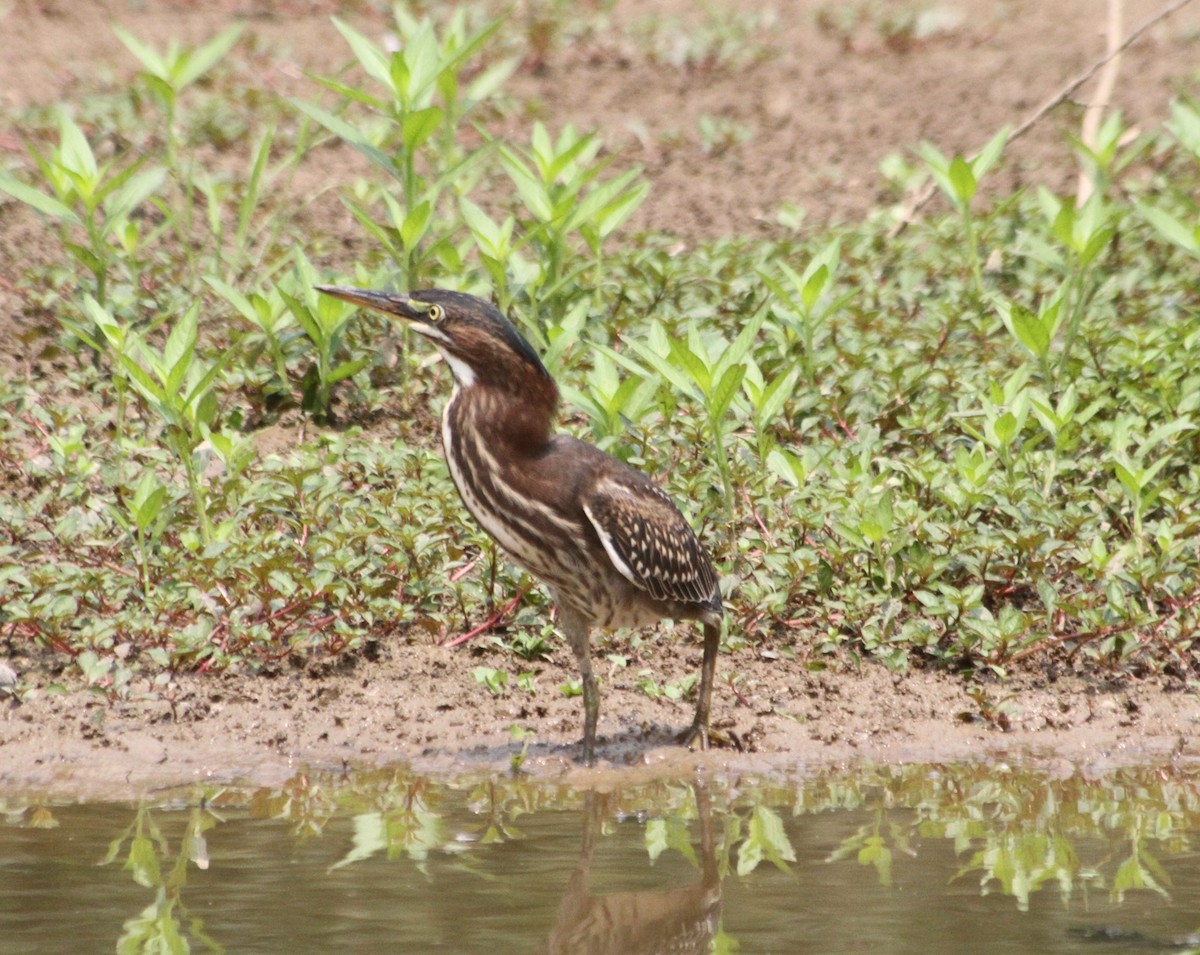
[
  {"left": 679, "top": 619, "right": 721, "bottom": 750},
  {"left": 561, "top": 607, "right": 599, "bottom": 765}
]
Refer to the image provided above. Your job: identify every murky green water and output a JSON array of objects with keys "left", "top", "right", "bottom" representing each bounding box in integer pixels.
[{"left": 2, "top": 762, "right": 1199, "bottom": 954}]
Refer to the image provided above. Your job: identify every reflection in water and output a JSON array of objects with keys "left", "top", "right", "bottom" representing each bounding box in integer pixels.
[
  {"left": 2, "top": 762, "right": 1200, "bottom": 954},
  {"left": 538, "top": 784, "right": 721, "bottom": 955},
  {"left": 105, "top": 805, "right": 223, "bottom": 953}
]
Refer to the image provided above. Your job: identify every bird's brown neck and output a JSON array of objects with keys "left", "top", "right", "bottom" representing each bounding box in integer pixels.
[
  {"left": 449, "top": 373, "right": 560, "bottom": 455},
  {"left": 439, "top": 376, "right": 579, "bottom": 584}
]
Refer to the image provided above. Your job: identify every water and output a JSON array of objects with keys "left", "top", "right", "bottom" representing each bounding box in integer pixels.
[{"left": 2, "top": 762, "right": 1198, "bottom": 954}]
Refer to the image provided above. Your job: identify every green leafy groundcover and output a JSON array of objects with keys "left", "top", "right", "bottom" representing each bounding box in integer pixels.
[{"left": 0, "top": 9, "right": 1198, "bottom": 699}]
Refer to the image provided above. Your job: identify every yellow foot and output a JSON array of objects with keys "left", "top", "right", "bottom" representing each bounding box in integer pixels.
[{"left": 677, "top": 722, "right": 709, "bottom": 751}]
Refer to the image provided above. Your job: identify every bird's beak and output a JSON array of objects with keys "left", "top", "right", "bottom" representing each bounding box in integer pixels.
[{"left": 315, "top": 285, "right": 431, "bottom": 326}]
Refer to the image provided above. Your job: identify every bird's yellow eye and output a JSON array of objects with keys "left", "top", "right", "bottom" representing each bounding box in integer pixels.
[{"left": 427, "top": 304, "right": 444, "bottom": 322}]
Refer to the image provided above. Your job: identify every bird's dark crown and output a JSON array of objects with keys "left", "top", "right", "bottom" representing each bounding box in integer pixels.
[
  {"left": 316, "top": 285, "right": 551, "bottom": 386},
  {"left": 315, "top": 284, "right": 561, "bottom": 443},
  {"left": 407, "top": 289, "right": 550, "bottom": 381}
]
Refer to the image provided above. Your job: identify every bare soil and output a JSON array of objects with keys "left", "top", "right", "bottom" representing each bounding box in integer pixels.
[{"left": 2, "top": 0, "right": 1200, "bottom": 799}]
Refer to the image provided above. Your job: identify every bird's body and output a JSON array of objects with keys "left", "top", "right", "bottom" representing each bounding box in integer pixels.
[{"left": 316, "top": 286, "right": 723, "bottom": 763}]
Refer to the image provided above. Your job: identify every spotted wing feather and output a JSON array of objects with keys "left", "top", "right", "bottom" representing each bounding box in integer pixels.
[{"left": 582, "top": 475, "right": 719, "bottom": 607}]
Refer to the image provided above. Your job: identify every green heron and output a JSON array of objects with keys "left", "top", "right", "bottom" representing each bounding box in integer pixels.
[{"left": 316, "top": 286, "right": 723, "bottom": 764}]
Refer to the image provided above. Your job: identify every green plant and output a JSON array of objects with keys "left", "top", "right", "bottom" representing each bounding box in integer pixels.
[
  {"left": 3, "top": 21, "right": 1200, "bottom": 696},
  {"left": 635, "top": 670, "right": 696, "bottom": 701},
  {"left": 994, "top": 291, "right": 1063, "bottom": 383},
  {"left": 917, "top": 126, "right": 1008, "bottom": 300},
  {"left": 696, "top": 113, "right": 753, "bottom": 156},
  {"left": 1029, "top": 188, "right": 1117, "bottom": 381},
  {"left": 498, "top": 624, "right": 555, "bottom": 662},
  {"left": 113, "top": 24, "right": 243, "bottom": 167},
  {"left": 1109, "top": 416, "right": 1195, "bottom": 544},
  {"left": 473, "top": 666, "right": 508, "bottom": 696},
  {"left": 113, "top": 470, "right": 172, "bottom": 596},
  {"left": 1070, "top": 109, "right": 1144, "bottom": 200},
  {"left": 298, "top": 10, "right": 513, "bottom": 288},
  {"left": 608, "top": 306, "right": 767, "bottom": 521},
  {"left": 278, "top": 252, "right": 369, "bottom": 423},
  {"left": 204, "top": 273, "right": 299, "bottom": 408},
  {"left": 758, "top": 237, "right": 845, "bottom": 385},
  {"left": 508, "top": 724, "right": 534, "bottom": 773},
  {"left": 86, "top": 296, "right": 233, "bottom": 544},
  {"left": 0, "top": 111, "right": 166, "bottom": 316},
  {"left": 498, "top": 122, "right": 649, "bottom": 343}
]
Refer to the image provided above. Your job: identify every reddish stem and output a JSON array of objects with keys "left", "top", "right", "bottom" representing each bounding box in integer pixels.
[{"left": 443, "top": 591, "right": 524, "bottom": 647}]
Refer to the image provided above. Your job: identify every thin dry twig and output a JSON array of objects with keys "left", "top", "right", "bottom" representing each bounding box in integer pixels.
[{"left": 892, "top": 0, "right": 1196, "bottom": 234}]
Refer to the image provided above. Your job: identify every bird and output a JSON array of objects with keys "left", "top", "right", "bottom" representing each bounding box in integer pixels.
[{"left": 315, "top": 285, "right": 724, "bottom": 765}]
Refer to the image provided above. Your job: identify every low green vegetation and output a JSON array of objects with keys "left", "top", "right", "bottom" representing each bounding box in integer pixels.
[{"left": 0, "top": 5, "right": 1198, "bottom": 699}]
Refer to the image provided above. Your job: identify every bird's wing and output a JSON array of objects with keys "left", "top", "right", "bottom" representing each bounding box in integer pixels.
[{"left": 582, "top": 474, "right": 719, "bottom": 606}]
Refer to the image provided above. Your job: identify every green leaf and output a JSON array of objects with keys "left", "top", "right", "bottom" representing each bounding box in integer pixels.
[
  {"left": 398, "top": 21, "right": 441, "bottom": 106},
  {"left": 402, "top": 106, "right": 444, "bottom": 152},
  {"left": 972, "top": 125, "right": 1010, "bottom": 180},
  {"left": 162, "top": 304, "right": 200, "bottom": 391},
  {"left": 132, "top": 473, "right": 168, "bottom": 532},
  {"left": 125, "top": 835, "right": 161, "bottom": 888},
  {"left": 63, "top": 241, "right": 103, "bottom": 274},
  {"left": 174, "top": 24, "right": 243, "bottom": 90},
  {"left": 857, "top": 836, "right": 894, "bottom": 886},
  {"left": 105, "top": 165, "right": 166, "bottom": 225},
  {"left": 860, "top": 494, "right": 893, "bottom": 544},
  {"left": 193, "top": 389, "right": 219, "bottom": 430},
  {"left": 331, "top": 17, "right": 394, "bottom": 92},
  {"left": 115, "top": 350, "right": 166, "bottom": 405},
  {"left": 305, "top": 73, "right": 388, "bottom": 111},
  {"left": 0, "top": 176, "right": 81, "bottom": 224},
  {"left": 466, "top": 56, "right": 518, "bottom": 106},
  {"left": 140, "top": 73, "right": 176, "bottom": 107},
  {"left": 57, "top": 112, "right": 97, "bottom": 182},
  {"left": 1112, "top": 460, "right": 1143, "bottom": 499},
  {"left": 667, "top": 337, "right": 712, "bottom": 394},
  {"left": 1141, "top": 417, "right": 1195, "bottom": 453},
  {"left": 398, "top": 199, "right": 433, "bottom": 250},
  {"left": 290, "top": 99, "right": 394, "bottom": 179},
  {"left": 329, "top": 356, "right": 371, "bottom": 384},
  {"left": 460, "top": 196, "right": 507, "bottom": 252},
  {"left": 1003, "top": 303, "right": 1051, "bottom": 360},
  {"left": 204, "top": 276, "right": 256, "bottom": 325},
  {"left": 801, "top": 264, "right": 829, "bottom": 311},
  {"left": 499, "top": 147, "right": 554, "bottom": 222},
  {"left": 280, "top": 288, "right": 323, "bottom": 345},
  {"left": 563, "top": 167, "right": 641, "bottom": 233},
  {"left": 716, "top": 303, "right": 767, "bottom": 374},
  {"left": 754, "top": 367, "right": 799, "bottom": 427},
  {"left": 616, "top": 337, "right": 695, "bottom": 399},
  {"left": 916, "top": 141, "right": 955, "bottom": 202},
  {"left": 710, "top": 362, "right": 746, "bottom": 421},
  {"left": 948, "top": 155, "right": 976, "bottom": 206},
  {"left": 767, "top": 448, "right": 807, "bottom": 487},
  {"left": 1168, "top": 98, "right": 1200, "bottom": 156},
  {"left": 1078, "top": 224, "right": 1115, "bottom": 267},
  {"left": 736, "top": 805, "right": 796, "bottom": 876},
  {"left": 1137, "top": 202, "right": 1200, "bottom": 255},
  {"left": 992, "top": 410, "right": 1018, "bottom": 447},
  {"left": 112, "top": 24, "right": 167, "bottom": 77},
  {"left": 593, "top": 180, "right": 649, "bottom": 239},
  {"left": 238, "top": 122, "right": 275, "bottom": 245}
]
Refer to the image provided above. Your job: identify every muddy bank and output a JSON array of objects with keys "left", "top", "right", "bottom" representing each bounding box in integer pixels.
[{"left": 2, "top": 644, "right": 1196, "bottom": 799}]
